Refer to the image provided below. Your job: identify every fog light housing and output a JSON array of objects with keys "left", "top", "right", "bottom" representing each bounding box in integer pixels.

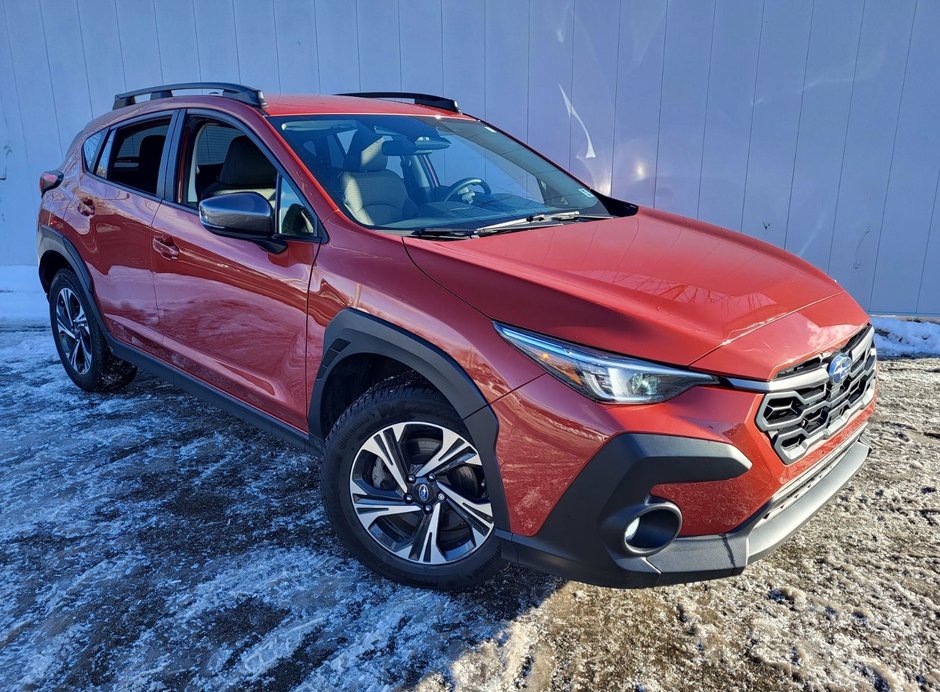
[{"left": 622, "top": 503, "right": 682, "bottom": 556}]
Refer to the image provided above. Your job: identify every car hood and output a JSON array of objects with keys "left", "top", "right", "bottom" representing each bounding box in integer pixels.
[{"left": 404, "top": 207, "right": 869, "bottom": 380}]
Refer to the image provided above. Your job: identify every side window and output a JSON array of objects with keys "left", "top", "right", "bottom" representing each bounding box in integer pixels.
[
  {"left": 102, "top": 118, "right": 171, "bottom": 195},
  {"left": 95, "top": 131, "right": 114, "bottom": 178},
  {"left": 81, "top": 130, "right": 105, "bottom": 171},
  {"left": 183, "top": 121, "right": 242, "bottom": 207},
  {"left": 277, "top": 177, "right": 317, "bottom": 237},
  {"left": 181, "top": 118, "right": 276, "bottom": 207}
]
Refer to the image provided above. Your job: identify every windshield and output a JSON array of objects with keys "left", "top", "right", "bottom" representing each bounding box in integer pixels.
[{"left": 269, "top": 114, "right": 612, "bottom": 232}]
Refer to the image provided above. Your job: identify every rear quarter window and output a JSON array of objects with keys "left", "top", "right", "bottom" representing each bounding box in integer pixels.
[
  {"left": 96, "top": 117, "right": 172, "bottom": 196},
  {"left": 81, "top": 130, "right": 106, "bottom": 171}
]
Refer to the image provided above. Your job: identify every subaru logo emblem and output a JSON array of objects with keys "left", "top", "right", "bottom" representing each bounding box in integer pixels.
[
  {"left": 416, "top": 484, "right": 430, "bottom": 503},
  {"left": 828, "top": 353, "right": 852, "bottom": 385}
]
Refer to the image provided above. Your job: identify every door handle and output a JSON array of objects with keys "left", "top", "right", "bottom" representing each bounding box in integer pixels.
[
  {"left": 152, "top": 236, "right": 180, "bottom": 260},
  {"left": 77, "top": 197, "right": 95, "bottom": 216}
]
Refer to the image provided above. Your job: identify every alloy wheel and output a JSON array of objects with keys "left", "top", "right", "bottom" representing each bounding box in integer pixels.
[
  {"left": 348, "top": 421, "right": 494, "bottom": 565},
  {"left": 55, "top": 287, "right": 92, "bottom": 375}
]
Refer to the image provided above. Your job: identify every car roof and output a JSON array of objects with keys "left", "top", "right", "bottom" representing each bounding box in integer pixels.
[{"left": 79, "top": 93, "right": 476, "bottom": 145}]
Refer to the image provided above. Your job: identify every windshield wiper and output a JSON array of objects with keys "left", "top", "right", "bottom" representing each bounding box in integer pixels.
[
  {"left": 409, "top": 227, "right": 478, "bottom": 239},
  {"left": 479, "top": 211, "right": 612, "bottom": 232}
]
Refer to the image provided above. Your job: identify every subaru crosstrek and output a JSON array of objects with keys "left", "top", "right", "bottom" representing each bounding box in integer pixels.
[{"left": 36, "top": 83, "right": 877, "bottom": 589}]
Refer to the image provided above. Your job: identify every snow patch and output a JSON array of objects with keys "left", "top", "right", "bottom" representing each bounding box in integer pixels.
[{"left": 872, "top": 317, "right": 940, "bottom": 358}]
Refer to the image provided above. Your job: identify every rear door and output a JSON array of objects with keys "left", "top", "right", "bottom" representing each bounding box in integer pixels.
[
  {"left": 150, "top": 110, "right": 322, "bottom": 431},
  {"left": 73, "top": 113, "right": 174, "bottom": 355}
]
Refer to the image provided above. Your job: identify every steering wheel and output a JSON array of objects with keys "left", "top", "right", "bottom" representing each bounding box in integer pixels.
[{"left": 442, "top": 177, "right": 492, "bottom": 202}]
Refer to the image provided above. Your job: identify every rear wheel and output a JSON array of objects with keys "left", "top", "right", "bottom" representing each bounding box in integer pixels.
[
  {"left": 49, "top": 269, "right": 137, "bottom": 392},
  {"left": 322, "top": 377, "right": 503, "bottom": 589}
]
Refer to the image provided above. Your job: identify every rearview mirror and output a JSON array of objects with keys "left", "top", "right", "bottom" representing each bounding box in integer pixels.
[{"left": 199, "top": 191, "right": 278, "bottom": 238}]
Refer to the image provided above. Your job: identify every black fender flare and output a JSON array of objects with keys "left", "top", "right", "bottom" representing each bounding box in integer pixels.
[
  {"left": 310, "top": 308, "right": 509, "bottom": 531},
  {"left": 37, "top": 225, "right": 109, "bottom": 335}
]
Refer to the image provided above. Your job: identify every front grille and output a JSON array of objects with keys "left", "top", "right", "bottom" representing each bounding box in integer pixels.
[{"left": 755, "top": 326, "right": 876, "bottom": 463}]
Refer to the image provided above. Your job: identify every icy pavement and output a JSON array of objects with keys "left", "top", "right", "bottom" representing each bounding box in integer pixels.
[{"left": 0, "top": 314, "right": 938, "bottom": 688}]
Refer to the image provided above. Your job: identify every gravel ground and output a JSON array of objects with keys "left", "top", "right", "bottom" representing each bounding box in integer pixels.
[{"left": 0, "top": 323, "right": 937, "bottom": 690}]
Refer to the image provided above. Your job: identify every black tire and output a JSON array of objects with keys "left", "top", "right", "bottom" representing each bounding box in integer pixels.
[
  {"left": 322, "top": 376, "right": 504, "bottom": 590},
  {"left": 48, "top": 269, "right": 137, "bottom": 392}
]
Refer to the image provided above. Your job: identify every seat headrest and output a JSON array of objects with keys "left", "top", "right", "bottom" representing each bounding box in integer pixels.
[
  {"left": 219, "top": 136, "right": 276, "bottom": 187},
  {"left": 138, "top": 135, "right": 165, "bottom": 166},
  {"left": 344, "top": 130, "right": 387, "bottom": 172}
]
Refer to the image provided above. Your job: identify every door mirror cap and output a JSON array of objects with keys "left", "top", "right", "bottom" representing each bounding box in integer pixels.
[
  {"left": 199, "top": 191, "right": 275, "bottom": 238},
  {"left": 198, "top": 192, "right": 286, "bottom": 253}
]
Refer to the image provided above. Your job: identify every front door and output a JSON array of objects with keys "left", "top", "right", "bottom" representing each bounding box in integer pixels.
[{"left": 150, "top": 115, "right": 321, "bottom": 431}]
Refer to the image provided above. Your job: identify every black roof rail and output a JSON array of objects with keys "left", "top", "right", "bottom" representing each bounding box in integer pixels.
[
  {"left": 112, "top": 82, "right": 267, "bottom": 110},
  {"left": 338, "top": 92, "right": 460, "bottom": 113}
]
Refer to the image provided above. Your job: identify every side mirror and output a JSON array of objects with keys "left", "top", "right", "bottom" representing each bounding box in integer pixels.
[{"left": 198, "top": 192, "right": 285, "bottom": 252}]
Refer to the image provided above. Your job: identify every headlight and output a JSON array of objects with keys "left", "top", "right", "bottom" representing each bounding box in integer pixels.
[{"left": 495, "top": 323, "right": 717, "bottom": 404}]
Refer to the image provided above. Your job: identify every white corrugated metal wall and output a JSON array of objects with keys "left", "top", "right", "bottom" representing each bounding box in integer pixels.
[{"left": 1, "top": 0, "right": 939, "bottom": 314}]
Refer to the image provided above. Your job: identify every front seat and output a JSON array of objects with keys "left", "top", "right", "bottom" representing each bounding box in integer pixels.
[
  {"left": 202, "top": 136, "right": 276, "bottom": 202},
  {"left": 339, "top": 130, "right": 415, "bottom": 225}
]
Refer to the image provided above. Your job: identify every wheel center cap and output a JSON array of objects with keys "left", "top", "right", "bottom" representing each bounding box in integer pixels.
[{"left": 415, "top": 483, "right": 431, "bottom": 503}]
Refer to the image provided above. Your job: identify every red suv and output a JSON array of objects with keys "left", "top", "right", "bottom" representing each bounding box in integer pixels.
[{"left": 37, "top": 83, "right": 876, "bottom": 589}]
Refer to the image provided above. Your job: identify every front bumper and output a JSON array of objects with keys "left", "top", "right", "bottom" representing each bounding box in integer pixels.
[{"left": 499, "top": 427, "right": 870, "bottom": 588}]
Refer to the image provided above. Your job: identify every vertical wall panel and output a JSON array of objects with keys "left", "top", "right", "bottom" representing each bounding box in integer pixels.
[
  {"left": 568, "top": 0, "right": 621, "bottom": 193},
  {"left": 113, "top": 0, "right": 162, "bottom": 97},
  {"left": 40, "top": 0, "right": 93, "bottom": 148},
  {"left": 0, "top": 5, "right": 34, "bottom": 266},
  {"left": 653, "top": 0, "right": 715, "bottom": 218},
  {"left": 827, "top": 0, "right": 916, "bottom": 308},
  {"left": 784, "top": 0, "right": 864, "bottom": 270},
  {"left": 869, "top": 0, "right": 940, "bottom": 312},
  {"left": 3, "top": 1, "right": 63, "bottom": 168},
  {"left": 314, "top": 0, "right": 360, "bottom": 94},
  {"left": 484, "top": 0, "right": 528, "bottom": 140},
  {"left": 2, "top": 0, "right": 939, "bottom": 314},
  {"left": 77, "top": 0, "right": 127, "bottom": 114},
  {"left": 274, "top": 0, "right": 321, "bottom": 94},
  {"left": 696, "top": 0, "right": 762, "bottom": 231},
  {"left": 153, "top": 0, "right": 202, "bottom": 84},
  {"left": 193, "top": 0, "right": 241, "bottom": 84},
  {"left": 610, "top": 0, "right": 666, "bottom": 207},
  {"left": 400, "top": 0, "right": 443, "bottom": 95},
  {"left": 442, "top": 1, "right": 485, "bottom": 116},
  {"left": 526, "top": 0, "right": 574, "bottom": 170},
  {"left": 740, "top": 0, "right": 813, "bottom": 247},
  {"left": 233, "top": 0, "right": 280, "bottom": 92},
  {"left": 916, "top": 175, "right": 940, "bottom": 314},
  {"left": 358, "top": 0, "right": 402, "bottom": 91}
]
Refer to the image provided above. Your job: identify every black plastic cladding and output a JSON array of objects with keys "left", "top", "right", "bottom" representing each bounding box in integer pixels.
[
  {"left": 35, "top": 239, "right": 510, "bottom": 532},
  {"left": 311, "top": 308, "right": 510, "bottom": 531}
]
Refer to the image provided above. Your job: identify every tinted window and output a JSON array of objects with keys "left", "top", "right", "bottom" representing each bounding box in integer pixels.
[
  {"left": 104, "top": 118, "right": 171, "bottom": 195},
  {"left": 181, "top": 119, "right": 276, "bottom": 207},
  {"left": 182, "top": 121, "right": 242, "bottom": 206},
  {"left": 82, "top": 130, "right": 105, "bottom": 171},
  {"left": 95, "top": 131, "right": 114, "bottom": 178}
]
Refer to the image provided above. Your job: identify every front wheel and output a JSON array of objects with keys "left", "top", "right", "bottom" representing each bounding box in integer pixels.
[
  {"left": 322, "top": 378, "right": 503, "bottom": 590},
  {"left": 48, "top": 269, "right": 137, "bottom": 392}
]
